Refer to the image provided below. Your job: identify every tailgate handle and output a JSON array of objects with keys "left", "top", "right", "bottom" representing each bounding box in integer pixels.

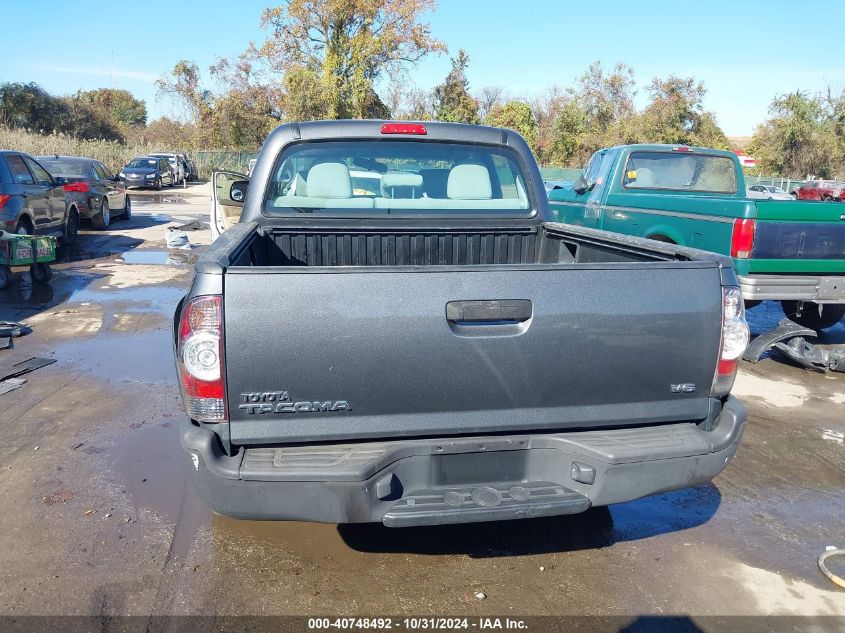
[{"left": 446, "top": 300, "right": 532, "bottom": 324}]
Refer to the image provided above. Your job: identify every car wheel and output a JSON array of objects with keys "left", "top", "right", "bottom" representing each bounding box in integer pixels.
[
  {"left": 781, "top": 301, "right": 845, "bottom": 330},
  {"left": 29, "top": 262, "right": 52, "bottom": 284},
  {"left": 91, "top": 199, "right": 110, "bottom": 230},
  {"left": 60, "top": 208, "right": 79, "bottom": 244},
  {"left": 121, "top": 195, "right": 132, "bottom": 221}
]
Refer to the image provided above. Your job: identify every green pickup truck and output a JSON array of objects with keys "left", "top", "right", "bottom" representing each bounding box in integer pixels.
[{"left": 549, "top": 144, "right": 845, "bottom": 330}]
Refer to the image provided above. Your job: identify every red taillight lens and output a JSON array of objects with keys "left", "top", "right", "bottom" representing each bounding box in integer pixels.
[
  {"left": 177, "top": 295, "right": 227, "bottom": 422},
  {"left": 0, "top": 194, "right": 10, "bottom": 209},
  {"left": 711, "top": 287, "right": 750, "bottom": 396},
  {"left": 380, "top": 123, "right": 427, "bottom": 135},
  {"left": 63, "top": 181, "right": 90, "bottom": 193},
  {"left": 730, "top": 219, "right": 756, "bottom": 259}
]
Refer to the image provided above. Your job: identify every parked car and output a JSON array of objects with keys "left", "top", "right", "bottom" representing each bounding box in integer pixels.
[
  {"left": 149, "top": 152, "right": 187, "bottom": 186},
  {"left": 549, "top": 144, "right": 845, "bottom": 330},
  {"left": 0, "top": 150, "right": 81, "bottom": 243},
  {"left": 37, "top": 156, "right": 130, "bottom": 229},
  {"left": 793, "top": 180, "right": 845, "bottom": 201},
  {"left": 176, "top": 120, "right": 748, "bottom": 526},
  {"left": 119, "top": 156, "right": 175, "bottom": 190},
  {"left": 746, "top": 184, "right": 794, "bottom": 200}
]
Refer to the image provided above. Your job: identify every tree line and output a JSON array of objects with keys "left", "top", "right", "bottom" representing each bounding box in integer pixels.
[{"left": 1, "top": 0, "right": 844, "bottom": 177}]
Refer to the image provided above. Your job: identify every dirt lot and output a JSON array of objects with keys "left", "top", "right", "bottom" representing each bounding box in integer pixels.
[{"left": 0, "top": 185, "right": 843, "bottom": 621}]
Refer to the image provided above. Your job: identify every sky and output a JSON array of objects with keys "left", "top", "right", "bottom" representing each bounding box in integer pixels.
[{"left": 2, "top": 0, "right": 844, "bottom": 137}]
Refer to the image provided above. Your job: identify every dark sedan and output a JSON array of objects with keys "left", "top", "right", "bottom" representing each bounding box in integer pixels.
[
  {"left": 38, "top": 156, "right": 130, "bottom": 229},
  {"left": 119, "top": 156, "right": 176, "bottom": 190}
]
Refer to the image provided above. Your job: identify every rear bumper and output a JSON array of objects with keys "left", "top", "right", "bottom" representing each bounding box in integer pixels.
[
  {"left": 181, "top": 396, "right": 747, "bottom": 526},
  {"left": 738, "top": 274, "right": 845, "bottom": 302}
]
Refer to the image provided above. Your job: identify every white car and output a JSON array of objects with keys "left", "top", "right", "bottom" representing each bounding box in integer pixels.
[
  {"left": 747, "top": 184, "right": 794, "bottom": 200},
  {"left": 150, "top": 152, "right": 187, "bottom": 187}
]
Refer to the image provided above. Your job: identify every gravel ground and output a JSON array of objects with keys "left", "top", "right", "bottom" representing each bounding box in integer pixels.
[{"left": 0, "top": 184, "right": 843, "bottom": 627}]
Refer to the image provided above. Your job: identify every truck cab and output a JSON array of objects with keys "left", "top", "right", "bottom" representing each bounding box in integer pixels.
[{"left": 549, "top": 144, "right": 845, "bottom": 330}]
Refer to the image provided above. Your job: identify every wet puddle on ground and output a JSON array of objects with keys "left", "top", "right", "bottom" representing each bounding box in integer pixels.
[{"left": 118, "top": 250, "right": 198, "bottom": 266}]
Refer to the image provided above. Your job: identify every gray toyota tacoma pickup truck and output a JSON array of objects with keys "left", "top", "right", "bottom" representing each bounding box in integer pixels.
[{"left": 175, "top": 120, "right": 749, "bottom": 527}]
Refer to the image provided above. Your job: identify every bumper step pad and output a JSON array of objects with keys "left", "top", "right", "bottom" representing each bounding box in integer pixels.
[{"left": 382, "top": 481, "right": 590, "bottom": 527}]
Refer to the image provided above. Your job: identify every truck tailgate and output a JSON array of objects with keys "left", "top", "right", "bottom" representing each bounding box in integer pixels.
[
  {"left": 223, "top": 262, "right": 723, "bottom": 444},
  {"left": 753, "top": 200, "right": 845, "bottom": 263}
]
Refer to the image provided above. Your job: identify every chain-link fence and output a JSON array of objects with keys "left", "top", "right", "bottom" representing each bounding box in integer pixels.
[
  {"left": 744, "top": 174, "right": 804, "bottom": 193},
  {"left": 187, "top": 150, "right": 259, "bottom": 179}
]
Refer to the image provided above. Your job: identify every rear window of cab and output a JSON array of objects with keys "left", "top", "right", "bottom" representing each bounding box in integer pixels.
[
  {"left": 622, "top": 151, "right": 738, "bottom": 194},
  {"left": 262, "top": 140, "right": 532, "bottom": 216}
]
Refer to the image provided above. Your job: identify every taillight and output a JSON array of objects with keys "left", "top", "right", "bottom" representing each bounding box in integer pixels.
[
  {"left": 177, "top": 295, "right": 227, "bottom": 422},
  {"left": 0, "top": 194, "right": 10, "bottom": 209},
  {"left": 380, "top": 123, "right": 427, "bottom": 135},
  {"left": 63, "top": 181, "right": 90, "bottom": 193},
  {"left": 711, "top": 287, "right": 749, "bottom": 396},
  {"left": 730, "top": 219, "right": 756, "bottom": 259}
]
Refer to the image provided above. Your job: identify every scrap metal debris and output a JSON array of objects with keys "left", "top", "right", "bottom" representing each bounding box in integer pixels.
[
  {"left": 0, "top": 377, "right": 26, "bottom": 396},
  {"left": 772, "top": 337, "right": 845, "bottom": 373},
  {"left": 743, "top": 318, "right": 845, "bottom": 372},
  {"left": 0, "top": 354, "right": 56, "bottom": 382},
  {"left": 743, "top": 319, "right": 816, "bottom": 363},
  {"left": 0, "top": 321, "right": 32, "bottom": 338},
  {"left": 176, "top": 219, "right": 208, "bottom": 231}
]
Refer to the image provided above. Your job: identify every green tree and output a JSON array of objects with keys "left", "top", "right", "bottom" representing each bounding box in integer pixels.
[
  {"left": 546, "top": 100, "right": 589, "bottom": 166},
  {"left": 254, "top": 0, "right": 445, "bottom": 119},
  {"left": 574, "top": 61, "right": 635, "bottom": 129},
  {"left": 748, "top": 91, "right": 837, "bottom": 178},
  {"left": 0, "top": 82, "right": 122, "bottom": 141},
  {"left": 77, "top": 88, "right": 147, "bottom": 128},
  {"left": 433, "top": 49, "right": 479, "bottom": 124},
  {"left": 155, "top": 60, "right": 213, "bottom": 122},
  {"left": 485, "top": 100, "right": 537, "bottom": 147},
  {"left": 638, "top": 76, "right": 728, "bottom": 148}
]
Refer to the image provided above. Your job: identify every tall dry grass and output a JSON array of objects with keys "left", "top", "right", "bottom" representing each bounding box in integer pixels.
[
  {"left": 0, "top": 128, "right": 148, "bottom": 171},
  {"left": 0, "top": 128, "right": 256, "bottom": 178}
]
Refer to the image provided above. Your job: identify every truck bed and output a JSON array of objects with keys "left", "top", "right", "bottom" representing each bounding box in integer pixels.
[
  {"left": 201, "top": 220, "right": 705, "bottom": 272},
  {"left": 197, "top": 221, "right": 731, "bottom": 446}
]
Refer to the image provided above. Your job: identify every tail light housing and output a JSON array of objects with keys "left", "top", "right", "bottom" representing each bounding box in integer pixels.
[
  {"left": 0, "top": 194, "right": 10, "bottom": 209},
  {"left": 63, "top": 181, "right": 90, "bottom": 193},
  {"left": 177, "top": 295, "right": 227, "bottom": 422},
  {"left": 730, "top": 219, "right": 756, "bottom": 258},
  {"left": 711, "top": 287, "right": 749, "bottom": 396}
]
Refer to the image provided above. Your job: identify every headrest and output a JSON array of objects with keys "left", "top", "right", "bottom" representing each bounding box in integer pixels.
[
  {"left": 631, "top": 167, "right": 654, "bottom": 188},
  {"left": 306, "top": 163, "right": 352, "bottom": 198},
  {"left": 380, "top": 172, "right": 424, "bottom": 198},
  {"left": 447, "top": 164, "right": 492, "bottom": 200}
]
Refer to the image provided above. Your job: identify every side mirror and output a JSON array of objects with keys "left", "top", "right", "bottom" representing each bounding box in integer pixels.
[
  {"left": 573, "top": 174, "right": 590, "bottom": 195},
  {"left": 230, "top": 180, "right": 249, "bottom": 204},
  {"left": 53, "top": 176, "right": 67, "bottom": 186}
]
